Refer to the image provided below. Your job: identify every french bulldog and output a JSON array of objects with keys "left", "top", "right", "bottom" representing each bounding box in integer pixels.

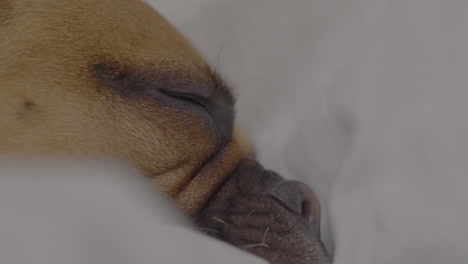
[{"left": 0, "top": 0, "right": 330, "bottom": 263}]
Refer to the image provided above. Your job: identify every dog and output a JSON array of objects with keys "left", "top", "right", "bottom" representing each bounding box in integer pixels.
[{"left": 0, "top": 0, "right": 330, "bottom": 263}]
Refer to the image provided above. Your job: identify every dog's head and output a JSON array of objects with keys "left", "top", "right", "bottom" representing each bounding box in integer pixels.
[{"left": 0, "top": 0, "right": 329, "bottom": 263}]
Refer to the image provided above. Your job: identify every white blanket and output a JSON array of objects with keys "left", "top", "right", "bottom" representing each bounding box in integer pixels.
[
  {"left": 154, "top": 0, "right": 468, "bottom": 263},
  {"left": 0, "top": 159, "right": 267, "bottom": 264}
]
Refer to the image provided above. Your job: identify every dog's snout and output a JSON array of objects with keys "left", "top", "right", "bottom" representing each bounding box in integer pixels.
[{"left": 268, "top": 180, "right": 321, "bottom": 236}]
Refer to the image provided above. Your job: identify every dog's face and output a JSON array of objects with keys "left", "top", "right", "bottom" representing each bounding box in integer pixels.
[
  {"left": 0, "top": 0, "right": 329, "bottom": 263},
  {"left": 0, "top": 0, "right": 234, "bottom": 207}
]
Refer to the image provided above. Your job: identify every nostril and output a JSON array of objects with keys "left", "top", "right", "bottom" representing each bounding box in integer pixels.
[{"left": 267, "top": 180, "right": 321, "bottom": 237}]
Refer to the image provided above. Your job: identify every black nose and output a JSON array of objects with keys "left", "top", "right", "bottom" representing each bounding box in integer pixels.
[{"left": 267, "top": 180, "right": 321, "bottom": 237}]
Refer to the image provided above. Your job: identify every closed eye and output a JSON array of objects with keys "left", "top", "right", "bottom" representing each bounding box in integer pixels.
[{"left": 159, "top": 89, "right": 210, "bottom": 109}]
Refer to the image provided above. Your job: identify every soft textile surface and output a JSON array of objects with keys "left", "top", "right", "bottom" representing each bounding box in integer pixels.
[
  {"left": 0, "top": 159, "right": 267, "bottom": 264},
  {"left": 2, "top": 1, "right": 468, "bottom": 264},
  {"left": 152, "top": 0, "right": 468, "bottom": 263}
]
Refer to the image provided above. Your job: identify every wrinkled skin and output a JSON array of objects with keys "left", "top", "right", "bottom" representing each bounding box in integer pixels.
[{"left": 198, "top": 160, "right": 331, "bottom": 264}]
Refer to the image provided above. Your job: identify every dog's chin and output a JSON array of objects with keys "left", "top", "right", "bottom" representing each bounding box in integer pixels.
[{"left": 196, "top": 160, "right": 330, "bottom": 264}]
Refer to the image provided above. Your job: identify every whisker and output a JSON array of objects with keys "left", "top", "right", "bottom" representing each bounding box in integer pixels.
[
  {"left": 212, "top": 216, "right": 227, "bottom": 225},
  {"left": 212, "top": 34, "right": 236, "bottom": 73},
  {"left": 200, "top": 228, "right": 220, "bottom": 234},
  {"left": 261, "top": 227, "right": 270, "bottom": 245},
  {"left": 241, "top": 243, "right": 270, "bottom": 250},
  {"left": 246, "top": 209, "right": 255, "bottom": 218}
]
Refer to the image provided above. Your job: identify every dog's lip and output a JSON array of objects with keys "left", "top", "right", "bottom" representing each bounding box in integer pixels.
[{"left": 175, "top": 141, "right": 242, "bottom": 218}]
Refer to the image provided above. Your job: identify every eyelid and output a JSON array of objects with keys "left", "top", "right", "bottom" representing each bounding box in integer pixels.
[{"left": 159, "top": 89, "right": 210, "bottom": 108}]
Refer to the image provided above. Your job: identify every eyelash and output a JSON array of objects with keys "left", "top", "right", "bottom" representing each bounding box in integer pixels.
[{"left": 159, "top": 89, "right": 210, "bottom": 109}]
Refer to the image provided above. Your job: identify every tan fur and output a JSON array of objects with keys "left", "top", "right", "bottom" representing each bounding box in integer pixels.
[{"left": 0, "top": 0, "right": 251, "bottom": 214}]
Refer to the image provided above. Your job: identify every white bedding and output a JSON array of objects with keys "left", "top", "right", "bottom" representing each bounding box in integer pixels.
[
  {"left": 153, "top": 0, "right": 468, "bottom": 263},
  {"left": 1, "top": 0, "right": 468, "bottom": 263}
]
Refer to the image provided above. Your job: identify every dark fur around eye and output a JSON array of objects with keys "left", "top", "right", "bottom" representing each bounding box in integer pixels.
[{"left": 159, "top": 89, "right": 210, "bottom": 108}]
